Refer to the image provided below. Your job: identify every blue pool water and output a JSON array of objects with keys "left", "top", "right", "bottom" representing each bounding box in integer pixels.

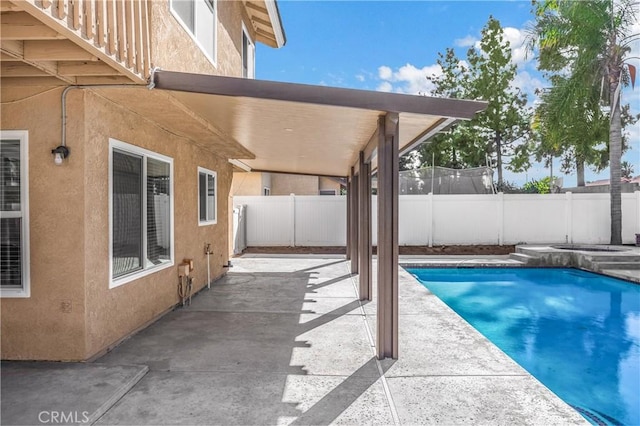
[{"left": 407, "top": 267, "right": 640, "bottom": 426}]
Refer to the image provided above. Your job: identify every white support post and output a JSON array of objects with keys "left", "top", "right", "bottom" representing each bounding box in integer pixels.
[
  {"left": 636, "top": 191, "right": 640, "bottom": 236},
  {"left": 497, "top": 192, "right": 504, "bottom": 245},
  {"left": 428, "top": 192, "right": 434, "bottom": 247},
  {"left": 289, "top": 193, "right": 296, "bottom": 247},
  {"left": 565, "top": 191, "right": 573, "bottom": 244}
]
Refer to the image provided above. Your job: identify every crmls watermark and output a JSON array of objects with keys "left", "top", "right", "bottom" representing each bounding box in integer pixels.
[{"left": 38, "top": 411, "right": 90, "bottom": 424}]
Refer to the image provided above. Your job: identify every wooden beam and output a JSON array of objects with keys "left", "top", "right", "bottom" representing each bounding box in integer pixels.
[
  {"left": 377, "top": 113, "right": 399, "bottom": 360},
  {"left": 0, "top": 12, "right": 64, "bottom": 39},
  {"left": 24, "top": 40, "right": 98, "bottom": 61},
  {"left": 250, "top": 15, "right": 272, "bottom": 28},
  {"left": 350, "top": 166, "right": 359, "bottom": 274},
  {"left": 58, "top": 60, "right": 120, "bottom": 75},
  {"left": 0, "top": 52, "right": 21, "bottom": 61},
  {"left": 0, "top": 1, "right": 22, "bottom": 12},
  {"left": 245, "top": 1, "right": 269, "bottom": 15},
  {"left": 358, "top": 151, "right": 372, "bottom": 301},
  {"left": 75, "top": 75, "right": 135, "bottom": 84},
  {"left": 0, "top": 76, "right": 66, "bottom": 86},
  {"left": 1, "top": 62, "right": 50, "bottom": 76}
]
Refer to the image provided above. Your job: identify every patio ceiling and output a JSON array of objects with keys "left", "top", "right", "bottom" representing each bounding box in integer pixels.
[{"left": 152, "top": 70, "right": 488, "bottom": 177}]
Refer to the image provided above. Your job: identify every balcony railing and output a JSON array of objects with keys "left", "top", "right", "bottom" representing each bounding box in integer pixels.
[{"left": 16, "top": 0, "right": 151, "bottom": 82}]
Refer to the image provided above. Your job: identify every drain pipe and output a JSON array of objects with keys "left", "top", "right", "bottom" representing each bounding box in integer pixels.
[
  {"left": 205, "top": 243, "right": 212, "bottom": 289},
  {"left": 59, "top": 68, "right": 159, "bottom": 150}
]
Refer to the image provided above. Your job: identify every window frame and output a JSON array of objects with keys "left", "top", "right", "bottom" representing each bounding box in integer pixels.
[
  {"left": 241, "top": 22, "right": 255, "bottom": 79},
  {"left": 198, "top": 167, "right": 217, "bottom": 226},
  {"left": 169, "top": 0, "right": 218, "bottom": 67},
  {"left": 109, "top": 139, "right": 174, "bottom": 289},
  {"left": 320, "top": 189, "right": 337, "bottom": 196},
  {"left": 0, "top": 130, "right": 30, "bottom": 298}
]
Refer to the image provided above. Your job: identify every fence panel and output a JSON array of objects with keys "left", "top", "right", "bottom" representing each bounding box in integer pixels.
[
  {"left": 294, "top": 196, "right": 346, "bottom": 246},
  {"left": 233, "top": 192, "right": 640, "bottom": 247}
]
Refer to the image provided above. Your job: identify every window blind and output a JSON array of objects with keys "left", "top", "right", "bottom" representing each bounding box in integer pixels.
[{"left": 0, "top": 140, "right": 22, "bottom": 288}]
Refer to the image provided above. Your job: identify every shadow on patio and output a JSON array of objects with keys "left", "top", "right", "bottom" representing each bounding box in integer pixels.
[{"left": 94, "top": 257, "right": 395, "bottom": 425}]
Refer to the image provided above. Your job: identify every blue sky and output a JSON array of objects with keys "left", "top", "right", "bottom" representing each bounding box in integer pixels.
[{"left": 256, "top": 0, "right": 640, "bottom": 187}]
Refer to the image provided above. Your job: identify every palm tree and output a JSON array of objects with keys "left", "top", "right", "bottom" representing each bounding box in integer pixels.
[{"left": 530, "top": 0, "right": 638, "bottom": 244}]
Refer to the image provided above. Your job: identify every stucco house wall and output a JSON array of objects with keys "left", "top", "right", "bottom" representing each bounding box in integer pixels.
[
  {"left": 271, "top": 173, "right": 319, "bottom": 195},
  {"left": 1, "top": 0, "right": 257, "bottom": 361}
]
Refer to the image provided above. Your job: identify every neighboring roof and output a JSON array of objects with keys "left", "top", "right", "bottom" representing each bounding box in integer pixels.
[
  {"left": 152, "top": 70, "right": 487, "bottom": 177},
  {"left": 245, "top": 0, "right": 286, "bottom": 48},
  {"left": 586, "top": 176, "right": 640, "bottom": 186}
]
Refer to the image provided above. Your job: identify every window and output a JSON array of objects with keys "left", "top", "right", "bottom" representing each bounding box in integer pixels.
[
  {"left": 110, "top": 139, "right": 173, "bottom": 287},
  {"left": 263, "top": 187, "right": 270, "bottom": 196},
  {"left": 320, "top": 189, "right": 337, "bottom": 196},
  {"left": 242, "top": 24, "right": 255, "bottom": 79},
  {"left": 170, "top": 0, "right": 217, "bottom": 65},
  {"left": 0, "top": 131, "right": 29, "bottom": 298},
  {"left": 198, "top": 167, "right": 217, "bottom": 225}
]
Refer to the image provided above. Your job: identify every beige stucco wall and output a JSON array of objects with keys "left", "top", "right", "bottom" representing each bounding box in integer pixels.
[
  {"left": 231, "top": 172, "right": 264, "bottom": 196},
  {"left": 319, "top": 177, "right": 342, "bottom": 194},
  {"left": 1, "top": 87, "right": 233, "bottom": 361},
  {"left": 1, "top": 1, "right": 268, "bottom": 361},
  {"left": 1, "top": 87, "right": 87, "bottom": 360},
  {"left": 271, "top": 174, "right": 319, "bottom": 195},
  {"left": 151, "top": 0, "right": 255, "bottom": 77}
]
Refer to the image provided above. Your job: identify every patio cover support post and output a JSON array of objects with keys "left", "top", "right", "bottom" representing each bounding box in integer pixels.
[
  {"left": 377, "top": 113, "right": 399, "bottom": 359},
  {"left": 358, "top": 151, "right": 372, "bottom": 300},
  {"left": 346, "top": 173, "right": 351, "bottom": 261},
  {"left": 350, "top": 166, "right": 359, "bottom": 274}
]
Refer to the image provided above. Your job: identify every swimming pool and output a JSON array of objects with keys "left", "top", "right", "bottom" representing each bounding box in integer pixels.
[{"left": 407, "top": 267, "right": 640, "bottom": 426}]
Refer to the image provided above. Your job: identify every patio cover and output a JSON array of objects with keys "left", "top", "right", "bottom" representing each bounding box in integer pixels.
[
  {"left": 149, "top": 70, "right": 487, "bottom": 359},
  {"left": 151, "top": 70, "right": 487, "bottom": 177}
]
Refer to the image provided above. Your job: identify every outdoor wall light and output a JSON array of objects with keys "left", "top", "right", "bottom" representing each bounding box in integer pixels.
[{"left": 51, "top": 145, "right": 70, "bottom": 166}]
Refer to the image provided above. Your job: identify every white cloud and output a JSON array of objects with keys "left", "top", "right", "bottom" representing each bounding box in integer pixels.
[
  {"left": 378, "top": 65, "right": 393, "bottom": 80},
  {"left": 512, "top": 70, "right": 544, "bottom": 102},
  {"left": 502, "top": 26, "right": 531, "bottom": 67},
  {"left": 376, "top": 63, "right": 442, "bottom": 94},
  {"left": 355, "top": 74, "right": 365, "bottom": 82},
  {"left": 455, "top": 35, "right": 477, "bottom": 47},
  {"left": 376, "top": 81, "right": 393, "bottom": 92}
]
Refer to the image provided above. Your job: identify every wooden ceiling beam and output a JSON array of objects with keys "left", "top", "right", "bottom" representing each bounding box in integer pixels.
[
  {"left": 0, "top": 1, "right": 22, "bottom": 12},
  {"left": 0, "top": 52, "right": 21, "bottom": 61},
  {"left": 24, "top": 40, "right": 98, "bottom": 61},
  {"left": 0, "top": 76, "right": 67, "bottom": 86},
  {"left": 58, "top": 61, "right": 121, "bottom": 76},
  {"left": 1, "top": 12, "right": 64, "bottom": 40},
  {"left": 1, "top": 62, "right": 51, "bottom": 77},
  {"left": 245, "top": 1, "right": 268, "bottom": 15}
]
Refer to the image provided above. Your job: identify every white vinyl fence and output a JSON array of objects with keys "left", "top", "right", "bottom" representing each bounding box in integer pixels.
[{"left": 233, "top": 192, "right": 640, "bottom": 247}]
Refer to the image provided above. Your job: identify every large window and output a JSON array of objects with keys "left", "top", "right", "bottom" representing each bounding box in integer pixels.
[
  {"left": 242, "top": 24, "right": 255, "bottom": 79},
  {"left": 0, "top": 131, "right": 29, "bottom": 298},
  {"left": 110, "top": 139, "right": 173, "bottom": 287},
  {"left": 198, "top": 167, "right": 216, "bottom": 225},
  {"left": 170, "top": 0, "right": 217, "bottom": 65}
]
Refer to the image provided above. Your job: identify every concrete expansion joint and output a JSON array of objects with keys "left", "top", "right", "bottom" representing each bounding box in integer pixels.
[{"left": 348, "top": 267, "right": 400, "bottom": 426}]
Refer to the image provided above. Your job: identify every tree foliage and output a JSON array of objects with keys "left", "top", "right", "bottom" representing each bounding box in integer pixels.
[
  {"left": 418, "top": 17, "right": 531, "bottom": 188},
  {"left": 529, "top": 0, "right": 638, "bottom": 243}
]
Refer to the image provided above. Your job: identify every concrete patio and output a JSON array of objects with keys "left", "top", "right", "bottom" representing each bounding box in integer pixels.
[{"left": 2, "top": 256, "right": 588, "bottom": 425}]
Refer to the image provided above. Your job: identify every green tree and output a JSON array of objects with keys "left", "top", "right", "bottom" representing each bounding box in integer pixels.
[
  {"left": 621, "top": 161, "right": 634, "bottom": 179},
  {"left": 421, "top": 17, "right": 531, "bottom": 188},
  {"left": 529, "top": 0, "right": 638, "bottom": 244}
]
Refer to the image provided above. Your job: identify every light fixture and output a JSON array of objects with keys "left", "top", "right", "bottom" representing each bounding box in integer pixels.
[{"left": 51, "top": 145, "right": 70, "bottom": 166}]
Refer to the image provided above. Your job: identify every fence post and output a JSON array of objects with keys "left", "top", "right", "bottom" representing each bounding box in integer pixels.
[
  {"left": 428, "top": 192, "right": 434, "bottom": 247},
  {"left": 497, "top": 192, "right": 504, "bottom": 245},
  {"left": 289, "top": 193, "right": 296, "bottom": 247},
  {"left": 565, "top": 192, "right": 573, "bottom": 244},
  {"left": 636, "top": 191, "right": 640, "bottom": 237}
]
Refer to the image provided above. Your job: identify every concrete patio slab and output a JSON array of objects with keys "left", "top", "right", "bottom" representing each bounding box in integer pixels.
[
  {"left": 1, "top": 362, "right": 148, "bottom": 426},
  {"left": 387, "top": 376, "right": 586, "bottom": 425},
  {"left": 2, "top": 256, "right": 590, "bottom": 425}
]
